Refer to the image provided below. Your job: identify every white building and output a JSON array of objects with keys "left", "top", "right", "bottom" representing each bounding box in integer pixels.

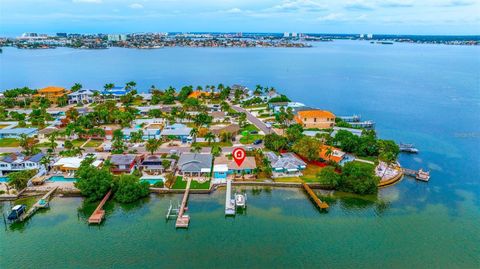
[
  {"left": 107, "top": 34, "right": 127, "bottom": 42},
  {"left": 68, "top": 89, "right": 98, "bottom": 104},
  {"left": 0, "top": 153, "right": 45, "bottom": 176}
]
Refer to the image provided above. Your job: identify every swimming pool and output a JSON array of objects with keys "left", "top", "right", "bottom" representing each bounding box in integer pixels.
[
  {"left": 140, "top": 176, "right": 164, "bottom": 185},
  {"left": 0, "top": 177, "right": 7, "bottom": 182},
  {"left": 48, "top": 176, "right": 77, "bottom": 182}
]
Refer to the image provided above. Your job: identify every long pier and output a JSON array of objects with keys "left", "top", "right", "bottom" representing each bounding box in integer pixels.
[
  {"left": 175, "top": 178, "right": 191, "bottom": 228},
  {"left": 302, "top": 183, "right": 329, "bottom": 210},
  {"left": 225, "top": 179, "right": 235, "bottom": 216},
  {"left": 19, "top": 187, "right": 58, "bottom": 222},
  {"left": 88, "top": 190, "right": 112, "bottom": 224}
]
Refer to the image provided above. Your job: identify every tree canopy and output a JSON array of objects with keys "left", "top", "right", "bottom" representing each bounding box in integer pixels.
[{"left": 113, "top": 174, "right": 150, "bottom": 203}]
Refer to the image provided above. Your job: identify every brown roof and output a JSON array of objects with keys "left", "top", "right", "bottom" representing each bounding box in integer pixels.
[
  {"left": 211, "top": 124, "right": 240, "bottom": 135},
  {"left": 209, "top": 111, "right": 226, "bottom": 118},
  {"left": 215, "top": 156, "right": 256, "bottom": 170}
]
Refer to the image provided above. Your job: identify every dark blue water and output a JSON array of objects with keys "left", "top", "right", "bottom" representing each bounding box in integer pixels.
[{"left": 1, "top": 40, "right": 479, "bottom": 268}]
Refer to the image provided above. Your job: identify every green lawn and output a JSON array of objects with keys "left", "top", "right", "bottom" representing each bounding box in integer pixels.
[
  {"left": 273, "top": 177, "right": 303, "bottom": 183},
  {"left": 36, "top": 142, "right": 51, "bottom": 148},
  {"left": 71, "top": 139, "right": 87, "bottom": 147},
  {"left": 243, "top": 104, "right": 267, "bottom": 109},
  {"left": 84, "top": 140, "right": 104, "bottom": 148},
  {"left": 240, "top": 134, "right": 264, "bottom": 144},
  {"left": 0, "top": 138, "right": 20, "bottom": 147},
  {"left": 193, "top": 141, "right": 233, "bottom": 147},
  {"left": 353, "top": 160, "right": 376, "bottom": 169},
  {"left": 300, "top": 165, "right": 327, "bottom": 183},
  {"left": 241, "top": 124, "right": 259, "bottom": 133},
  {"left": 171, "top": 176, "right": 211, "bottom": 190}
]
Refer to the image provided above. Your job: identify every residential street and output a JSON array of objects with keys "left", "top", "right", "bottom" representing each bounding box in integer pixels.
[{"left": 231, "top": 105, "right": 273, "bottom": 135}]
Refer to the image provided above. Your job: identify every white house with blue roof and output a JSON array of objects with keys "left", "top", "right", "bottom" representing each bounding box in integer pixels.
[
  {"left": 0, "top": 128, "right": 38, "bottom": 139},
  {"left": 160, "top": 124, "right": 192, "bottom": 143},
  {"left": 0, "top": 152, "right": 45, "bottom": 176}
]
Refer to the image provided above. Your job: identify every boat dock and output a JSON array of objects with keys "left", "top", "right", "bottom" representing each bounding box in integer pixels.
[
  {"left": 175, "top": 178, "right": 191, "bottom": 228},
  {"left": 225, "top": 179, "right": 235, "bottom": 216},
  {"left": 339, "top": 115, "right": 361, "bottom": 122},
  {"left": 302, "top": 183, "right": 329, "bottom": 210},
  {"left": 88, "top": 190, "right": 112, "bottom": 224},
  {"left": 19, "top": 187, "right": 58, "bottom": 222},
  {"left": 402, "top": 168, "right": 430, "bottom": 182}
]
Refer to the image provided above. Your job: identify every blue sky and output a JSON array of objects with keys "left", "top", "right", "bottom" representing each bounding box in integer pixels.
[{"left": 1, "top": 0, "right": 479, "bottom": 36}]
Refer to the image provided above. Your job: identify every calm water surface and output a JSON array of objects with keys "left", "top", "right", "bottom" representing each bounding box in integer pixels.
[{"left": 0, "top": 41, "right": 479, "bottom": 268}]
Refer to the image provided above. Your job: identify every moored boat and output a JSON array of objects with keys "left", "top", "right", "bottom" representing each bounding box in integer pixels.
[
  {"left": 399, "top": 143, "right": 419, "bottom": 153},
  {"left": 7, "top": 204, "right": 26, "bottom": 222},
  {"left": 416, "top": 169, "right": 430, "bottom": 182}
]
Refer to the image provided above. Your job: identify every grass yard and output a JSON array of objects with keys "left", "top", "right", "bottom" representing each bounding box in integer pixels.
[
  {"left": 240, "top": 134, "right": 264, "bottom": 144},
  {"left": 0, "top": 138, "right": 20, "bottom": 147},
  {"left": 71, "top": 139, "right": 87, "bottom": 147},
  {"left": 171, "top": 176, "right": 211, "bottom": 190},
  {"left": 84, "top": 140, "right": 104, "bottom": 148},
  {"left": 240, "top": 124, "right": 259, "bottom": 133},
  {"left": 193, "top": 141, "right": 233, "bottom": 147},
  {"left": 273, "top": 177, "right": 303, "bottom": 183},
  {"left": 300, "top": 164, "right": 326, "bottom": 183}
]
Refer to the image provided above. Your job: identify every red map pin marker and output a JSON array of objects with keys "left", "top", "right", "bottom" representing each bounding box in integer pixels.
[{"left": 232, "top": 148, "right": 246, "bottom": 167}]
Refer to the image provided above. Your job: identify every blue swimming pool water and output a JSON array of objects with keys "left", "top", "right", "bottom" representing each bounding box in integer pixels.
[
  {"left": 141, "top": 178, "right": 163, "bottom": 185},
  {"left": 49, "top": 176, "right": 77, "bottom": 182},
  {"left": 0, "top": 177, "right": 7, "bottom": 182}
]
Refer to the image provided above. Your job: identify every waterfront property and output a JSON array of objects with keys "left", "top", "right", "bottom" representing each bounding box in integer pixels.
[
  {"left": 101, "top": 86, "right": 131, "bottom": 98},
  {"left": 67, "top": 89, "right": 98, "bottom": 104},
  {"left": 34, "top": 86, "right": 68, "bottom": 103},
  {"left": 140, "top": 154, "right": 175, "bottom": 175},
  {"left": 269, "top": 102, "right": 306, "bottom": 113},
  {"left": 0, "top": 127, "right": 37, "bottom": 139},
  {"left": 213, "top": 156, "right": 257, "bottom": 182},
  {"left": 109, "top": 154, "right": 139, "bottom": 174},
  {"left": 0, "top": 152, "right": 45, "bottom": 176},
  {"left": 177, "top": 153, "right": 213, "bottom": 177},
  {"left": 319, "top": 145, "right": 346, "bottom": 164},
  {"left": 295, "top": 109, "right": 336, "bottom": 129},
  {"left": 52, "top": 156, "right": 103, "bottom": 175},
  {"left": 160, "top": 124, "right": 192, "bottom": 143},
  {"left": 265, "top": 152, "right": 307, "bottom": 178}
]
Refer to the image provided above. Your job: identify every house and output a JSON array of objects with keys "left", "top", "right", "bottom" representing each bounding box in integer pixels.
[
  {"left": 319, "top": 145, "right": 346, "bottom": 163},
  {"left": 38, "top": 127, "right": 59, "bottom": 140},
  {"left": 34, "top": 86, "right": 68, "bottom": 103},
  {"left": 295, "top": 109, "right": 336, "bottom": 129},
  {"left": 53, "top": 156, "right": 102, "bottom": 174},
  {"left": 101, "top": 86, "right": 131, "bottom": 99},
  {"left": 68, "top": 89, "right": 98, "bottom": 104},
  {"left": 177, "top": 153, "right": 213, "bottom": 177},
  {"left": 213, "top": 156, "right": 257, "bottom": 182},
  {"left": 209, "top": 111, "right": 226, "bottom": 122},
  {"left": 269, "top": 102, "right": 306, "bottom": 113},
  {"left": 0, "top": 128, "right": 38, "bottom": 139},
  {"left": 331, "top": 127, "right": 363, "bottom": 137},
  {"left": 122, "top": 127, "right": 161, "bottom": 140},
  {"left": 109, "top": 154, "right": 139, "bottom": 174},
  {"left": 265, "top": 152, "right": 306, "bottom": 177},
  {"left": 0, "top": 152, "right": 45, "bottom": 176},
  {"left": 140, "top": 155, "right": 175, "bottom": 174},
  {"left": 188, "top": 91, "right": 210, "bottom": 99},
  {"left": 211, "top": 124, "right": 241, "bottom": 137},
  {"left": 160, "top": 124, "right": 192, "bottom": 143}
]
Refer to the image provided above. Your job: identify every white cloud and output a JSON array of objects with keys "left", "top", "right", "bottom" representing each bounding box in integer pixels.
[
  {"left": 225, "top": 8, "right": 243, "bottom": 14},
  {"left": 272, "top": 0, "right": 327, "bottom": 12},
  {"left": 129, "top": 3, "right": 144, "bottom": 9},
  {"left": 317, "top": 13, "right": 344, "bottom": 22},
  {"left": 72, "top": 0, "right": 102, "bottom": 3}
]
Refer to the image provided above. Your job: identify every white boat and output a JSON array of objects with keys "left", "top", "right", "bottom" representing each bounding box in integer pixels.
[{"left": 235, "top": 193, "right": 247, "bottom": 208}]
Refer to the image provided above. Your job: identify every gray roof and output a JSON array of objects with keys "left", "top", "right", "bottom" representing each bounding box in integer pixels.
[
  {"left": 177, "top": 153, "right": 213, "bottom": 172},
  {"left": 0, "top": 152, "right": 44, "bottom": 163},
  {"left": 161, "top": 124, "right": 192, "bottom": 137},
  {"left": 0, "top": 128, "right": 37, "bottom": 135},
  {"left": 110, "top": 154, "right": 137, "bottom": 165},
  {"left": 265, "top": 152, "right": 306, "bottom": 170}
]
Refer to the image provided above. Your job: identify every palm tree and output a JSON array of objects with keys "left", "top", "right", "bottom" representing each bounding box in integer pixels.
[
  {"left": 47, "top": 131, "right": 58, "bottom": 153},
  {"left": 325, "top": 147, "right": 333, "bottom": 161},
  {"left": 40, "top": 155, "right": 52, "bottom": 172},
  {"left": 205, "top": 132, "right": 215, "bottom": 145},
  {"left": 146, "top": 139, "right": 160, "bottom": 155},
  {"left": 189, "top": 128, "right": 198, "bottom": 143},
  {"left": 71, "top": 83, "right": 82, "bottom": 92},
  {"left": 190, "top": 144, "right": 202, "bottom": 153}
]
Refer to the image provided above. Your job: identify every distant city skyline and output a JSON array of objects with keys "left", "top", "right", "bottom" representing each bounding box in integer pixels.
[{"left": 1, "top": 0, "right": 479, "bottom": 36}]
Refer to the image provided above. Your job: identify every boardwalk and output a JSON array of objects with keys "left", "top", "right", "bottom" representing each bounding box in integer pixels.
[
  {"left": 302, "top": 183, "right": 329, "bottom": 210},
  {"left": 225, "top": 179, "right": 235, "bottom": 215},
  {"left": 19, "top": 187, "right": 58, "bottom": 222},
  {"left": 175, "top": 178, "right": 192, "bottom": 228},
  {"left": 88, "top": 190, "right": 112, "bottom": 224}
]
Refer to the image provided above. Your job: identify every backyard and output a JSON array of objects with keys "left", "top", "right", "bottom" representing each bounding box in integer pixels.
[
  {"left": 171, "top": 176, "right": 211, "bottom": 190},
  {"left": 0, "top": 138, "right": 20, "bottom": 147}
]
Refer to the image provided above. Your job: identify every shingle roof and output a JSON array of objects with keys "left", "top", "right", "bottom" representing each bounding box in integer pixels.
[
  {"left": 214, "top": 156, "right": 256, "bottom": 170},
  {"left": 110, "top": 154, "right": 137, "bottom": 165},
  {"left": 265, "top": 152, "right": 306, "bottom": 169},
  {"left": 177, "top": 153, "right": 213, "bottom": 172}
]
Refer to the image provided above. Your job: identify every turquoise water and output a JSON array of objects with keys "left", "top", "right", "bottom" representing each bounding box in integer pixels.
[
  {"left": 48, "top": 176, "right": 77, "bottom": 182},
  {"left": 0, "top": 177, "right": 7, "bottom": 182},
  {"left": 141, "top": 179, "right": 161, "bottom": 185},
  {"left": 0, "top": 41, "right": 479, "bottom": 268}
]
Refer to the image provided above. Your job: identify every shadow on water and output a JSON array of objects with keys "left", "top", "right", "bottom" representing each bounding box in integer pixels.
[{"left": 320, "top": 191, "right": 391, "bottom": 215}]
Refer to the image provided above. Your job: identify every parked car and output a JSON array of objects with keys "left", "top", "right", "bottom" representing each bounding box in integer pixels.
[
  {"left": 253, "top": 139, "right": 263, "bottom": 145},
  {"left": 250, "top": 131, "right": 258, "bottom": 134}
]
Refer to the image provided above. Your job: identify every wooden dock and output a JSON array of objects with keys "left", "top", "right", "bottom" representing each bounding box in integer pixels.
[
  {"left": 88, "top": 190, "right": 112, "bottom": 224},
  {"left": 175, "top": 178, "right": 191, "bottom": 228},
  {"left": 19, "top": 187, "right": 58, "bottom": 222},
  {"left": 302, "top": 183, "right": 329, "bottom": 210}
]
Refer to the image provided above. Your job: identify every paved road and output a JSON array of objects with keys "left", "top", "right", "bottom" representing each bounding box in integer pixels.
[{"left": 231, "top": 105, "right": 273, "bottom": 135}]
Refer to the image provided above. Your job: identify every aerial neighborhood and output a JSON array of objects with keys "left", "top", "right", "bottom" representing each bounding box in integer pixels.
[{"left": 0, "top": 82, "right": 406, "bottom": 211}]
